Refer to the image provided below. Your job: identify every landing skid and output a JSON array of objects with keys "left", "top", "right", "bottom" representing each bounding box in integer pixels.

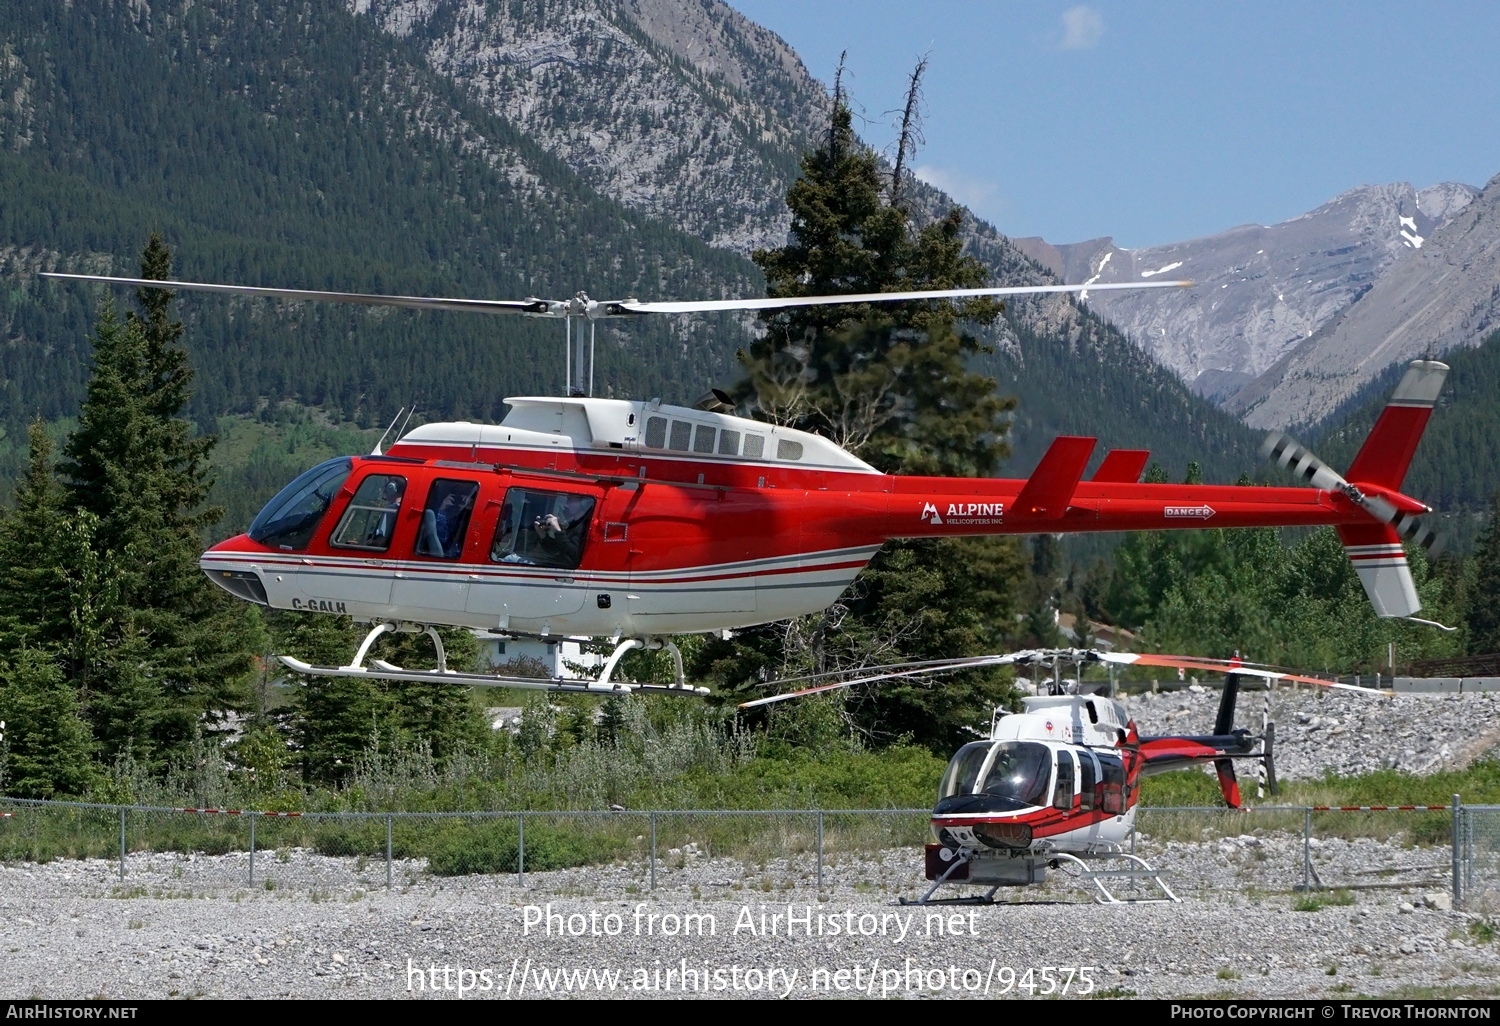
[
  {"left": 276, "top": 622, "right": 709, "bottom": 696},
  {"left": 904, "top": 849, "right": 1180, "bottom": 905},
  {"left": 1050, "top": 851, "right": 1180, "bottom": 904}
]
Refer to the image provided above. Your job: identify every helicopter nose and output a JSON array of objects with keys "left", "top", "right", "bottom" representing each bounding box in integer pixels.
[{"left": 200, "top": 534, "right": 270, "bottom": 605}]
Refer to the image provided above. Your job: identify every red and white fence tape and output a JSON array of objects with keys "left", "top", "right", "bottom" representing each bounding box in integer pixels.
[
  {"left": 170, "top": 808, "right": 303, "bottom": 817},
  {"left": 1309, "top": 805, "right": 1450, "bottom": 812}
]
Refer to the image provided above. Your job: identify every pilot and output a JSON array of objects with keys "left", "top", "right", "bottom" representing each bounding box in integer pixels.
[{"left": 371, "top": 477, "right": 405, "bottom": 546}]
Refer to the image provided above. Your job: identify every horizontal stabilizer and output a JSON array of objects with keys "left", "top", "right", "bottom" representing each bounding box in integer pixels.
[
  {"left": 1092, "top": 449, "right": 1150, "bottom": 483},
  {"left": 1337, "top": 524, "right": 1421, "bottom": 618},
  {"left": 1014, "top": 436, "right": 1096, "bottom": 519}
]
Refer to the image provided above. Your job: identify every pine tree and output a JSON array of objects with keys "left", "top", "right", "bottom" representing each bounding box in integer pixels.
[
  {"left": 59, "top": 240, "right": 263, "bottom": 767},
  {"left": 1469, "top": 497, "right": 1500, "bottom": 655},
  {"left": 700, "top": 74, "right": 1028, "bottom": 750},
  {"left": 0, "top": 421, "right": 72, "bottom": 651},
  {"left": 0, "top": 648, "right": 98, "bottom": 799}
]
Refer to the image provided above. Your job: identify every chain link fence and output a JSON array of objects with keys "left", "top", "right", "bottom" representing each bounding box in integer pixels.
[
  {"left": 1, "top": 796, "right": 1493, "bottom": 905},
  {"left": 1456, "top": 804, "right": 1500, "bottom": 911}
]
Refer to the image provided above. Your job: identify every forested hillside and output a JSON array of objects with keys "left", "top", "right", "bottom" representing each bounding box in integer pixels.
[{"left": 0, "top": 0, "right": 760, "bottom": 435}]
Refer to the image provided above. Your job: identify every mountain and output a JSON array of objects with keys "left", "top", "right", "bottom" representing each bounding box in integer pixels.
[
  {"left": 1013, "top": 181, "right": 1480, "bottom": 406},
  {"left": 351, "top": 0, "right": 827, "bottom": 254},
  {"left": 348, "top": 0, "right": 1264, "bottom": 480},
  {"left": 0, "top": 0, "right": 1265, "bottom": 529},
  {"left": 1228, "top": 173, "right": 1500, "bottom": 429}
]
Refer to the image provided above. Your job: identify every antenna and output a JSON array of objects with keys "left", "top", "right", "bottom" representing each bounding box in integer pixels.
[
  {"left": 371, "top": 406, "right": 406, "bottom": 456},
  {"left": 395, "top": 404, "right": 418, "bottom": 444}
]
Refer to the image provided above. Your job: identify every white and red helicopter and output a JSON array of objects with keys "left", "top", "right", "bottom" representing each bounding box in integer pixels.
[
  {"left": 43, "top": 272, "right": 1449, "bottom": 695},
  {"left": 742, "top": 647, "right": 1392, "bottom": 904}
]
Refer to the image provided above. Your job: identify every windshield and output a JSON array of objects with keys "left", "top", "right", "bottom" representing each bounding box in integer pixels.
[
  {"left": 247, "top": 458, "right": 352, "bottom": 550},
  {"left": 979, "top": 742, "right": 1053, "bottom": 808},
  {"left": 938, "top": 742, "right": 993, "bottom": 801}
]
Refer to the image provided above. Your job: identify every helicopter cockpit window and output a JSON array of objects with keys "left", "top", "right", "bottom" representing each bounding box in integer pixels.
[
  {"left": 330, "top": 474, "right": 407, "bottom": 551},
  {"left": 414, "top": 479, "right": 479, "bottom": 559},
  {"left": 645, "top": 416, "right": 668, "bottom": 449},
  {"left": 490, "top": 488, "right": 595, "bottom": 570},
  {"left": 1052, "top": 750, "right": 1076, "bottom": 811},
  {"left": 1096, "top": 752, "right": 1126, "bottom": 814},
  {"left": 777, "top": 439, "right": 804, "bottom": 461},
  {"left": 980, "top": 742, "right": 1053, "bottom": 808},
  {"left": 668, "top": 420, "right": 692, "bottom": 451},
  {"left": 938, "top": 742, "right": 992, "bottom": 801},
  {"left": 247, "top": 457, "right": 352, "bottom": 551}
]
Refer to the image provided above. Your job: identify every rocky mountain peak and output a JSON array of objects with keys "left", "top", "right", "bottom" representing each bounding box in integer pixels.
[{"left": 1017, "top": 179, "right": 1481, "bottom": 404}]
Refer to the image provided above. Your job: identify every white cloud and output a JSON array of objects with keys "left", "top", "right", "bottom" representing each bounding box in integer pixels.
[
  {"left": 914, "top": 165, "right": 1000, "bottom": 212},
  {"left": 1060, "top": 5, "right": 1104, "bottom": 50}
]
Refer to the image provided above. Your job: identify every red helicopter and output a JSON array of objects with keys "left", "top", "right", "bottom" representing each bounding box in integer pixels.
[
  {"left": 742, "top": 647, "right": 1391, "bottom": 904},
  {"left": 44, "top": 272, "right": 1449, "bottom": 695}
]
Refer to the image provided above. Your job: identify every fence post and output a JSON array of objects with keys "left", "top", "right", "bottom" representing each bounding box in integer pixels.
[
  {"left": 816, "top": 811, "right": 823, "bottom": 893},
  {"left": 518, "top": 813, "right": 525, "bottom": 888},
  {"left": 1451, "top": 794, "right": 1462, "bottom": 909},
  {"left": 248, "top": 814, "right": 256, "bottom": 887},
  {"left": 386, "top": 816, "right": 393, "bottom": 891},
  {"left": 650, "top": 812, "right": 657, "bottom": 891},
  {"left": 119, "top": 807, "right": 126, "bottom": 882},
  {"left": 1302, "top": 806, "right": 1312, "bottom": 891}
]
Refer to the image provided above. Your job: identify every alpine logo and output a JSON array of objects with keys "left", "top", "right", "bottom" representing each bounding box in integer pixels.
[
  {"left": 922, "top": 501, "right": 1003, "bottom": 527},
  {"left": 1164, "top": 504, "right": 1216, "bottom": 520}
]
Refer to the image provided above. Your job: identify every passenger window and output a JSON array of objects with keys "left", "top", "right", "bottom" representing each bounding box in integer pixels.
[
  {"left": 718, "top": 429, "right": 740, "bottom": 456},
  {"left": 777, "top": 439, "right": 804, "bottom": 461},
  {"left": 414, "top": 479, "right": 479, "bottom": 559},
  {"left": 644, "top": 416, "right": 667, "bottom": 449},
  {"left": 1078, "top": 753, "right": 1097, "bottom": 811},
  {"left": 490, "top": 488, "right": 595, "bottom": 570},
  {"left": 693, "top": 425, "right": 716, "bottom": 454},
  {"left": 330, "top": 474, "right": 406, "bottom": 551},
  {"left": 668, "top": 420, "right": 692, "bottom": 451},
  {"left": 1052, "top": 751, "right": 1076, "bottom": 811},
  {"left": 743, "top": 434, "right": 765, "bottom": 458},
  {"left": 1097, "top": 754, "right": 1126, "bottom": 814}
]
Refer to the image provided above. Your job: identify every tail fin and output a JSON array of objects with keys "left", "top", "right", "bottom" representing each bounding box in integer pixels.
[
  {"left": 1338, "top": 523, "right": 1421, "bottom": 617},
  {"left": 1336, "top": 360, "right": 1447, "bottom": 619},
  {"left": 1213, "top": 673, "right": 1242, "bottom": 808},
  {"left": 1344, "top": 360, "right": 1448, "bottom": 491}
]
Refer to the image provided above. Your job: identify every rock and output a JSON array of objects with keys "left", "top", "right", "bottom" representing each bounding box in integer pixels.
[
  {"left": 1423, "top": 892, "right": 1453, "bottom": 912},
  {"left": 1399, "top": 902, "right": 1416, "bottom": 914}
]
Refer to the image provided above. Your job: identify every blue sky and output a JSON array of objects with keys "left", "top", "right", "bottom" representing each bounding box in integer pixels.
[{"left": 728, "top": 1, "right": 1500, "bottom": 249}]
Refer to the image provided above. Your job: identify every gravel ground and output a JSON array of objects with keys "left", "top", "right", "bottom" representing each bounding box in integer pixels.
[
  {"left": 3, "top": 837, "right": 1496, "bottom": 1000},
  {"left": 1122, "top": 686, "right": 1500, "bottom": 779}
]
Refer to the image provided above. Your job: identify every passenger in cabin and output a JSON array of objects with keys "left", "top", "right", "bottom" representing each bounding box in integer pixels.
[{"left": 533, "top": 493, "right": 593, "bottom": 567}]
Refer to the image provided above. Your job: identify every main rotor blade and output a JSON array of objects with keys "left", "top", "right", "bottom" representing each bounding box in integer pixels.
[
  {"left": 613, "top": 279, "right": 1194, "bottom": 315},
  {"left": 738, "top": 654, "right": 1024, "bottom": 709},
  {"left": 41, "top": 273, "right": 559, "bottom": 317},
  {"left": 1103, "top": 652, "right": 1393, "bottom": 696}
]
